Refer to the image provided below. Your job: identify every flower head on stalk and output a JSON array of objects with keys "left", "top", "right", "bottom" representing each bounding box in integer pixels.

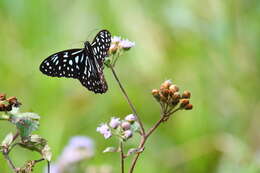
[
  {"left": 105, "top": 35, "right": 135, "bottom": 67},
  {"left": 97, "top": 114, "right": 141, "bottom": 154},
  {"left": 152, "top": 80, "right": 193, "bottom": 120}
]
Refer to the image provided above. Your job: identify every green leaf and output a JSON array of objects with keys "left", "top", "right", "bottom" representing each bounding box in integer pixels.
[{"left": 1, "top": 133, "right": 13, "bottom": 147}]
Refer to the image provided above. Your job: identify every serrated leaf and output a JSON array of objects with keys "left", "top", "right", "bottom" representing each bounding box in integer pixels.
[
  {"left": 42, "top": 144, "right": 52, "bottom": 161},
  {"left": 1, "top": 133, "right": 13, "bottom": 146},
  {"left": 103, "top": 147, "right": 118, "bottom": 153}
]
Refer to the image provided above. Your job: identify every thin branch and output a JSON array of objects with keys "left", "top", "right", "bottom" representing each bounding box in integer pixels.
[
  {"left": 109, "top": 65, "right": 145, "bottom": 136},
  {"left": 3, "top": 150, "right": 17, "bottom": 172},
  {"left": 47, "top": 161, "right": 50, "bottom": 173},
  {"left": 120, "top": 141, "right": 125, "bottom": 173},
  {"left": 129, "top": 108, "right": 181, "bottom": 173}
]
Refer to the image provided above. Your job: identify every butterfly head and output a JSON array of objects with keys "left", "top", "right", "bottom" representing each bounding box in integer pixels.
[{"left": 84, "top": 41, "right": 91, "bottom": 49}]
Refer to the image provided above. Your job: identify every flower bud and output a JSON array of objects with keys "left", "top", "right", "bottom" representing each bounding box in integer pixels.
[
  {"left": 160, "top": 94, "right": 167, "bottom": 102},
  {"left": 121, "top": 121, "right": 131, "bottom": 130},
  {"left": 170, "top": 98, "right": 179, "bottom": 106},
  {"left": 185, "top": 104, "right": 193, "bottom": 110},
  {"left": 169, "top": 84, "right": 179, "bottom": 93},
  {"left": 125, "top": 114, "right": 136, "bottom": 123},
  {"left": 182, "top": 90, "right": 191, "bottom": 99},
  {"left": 0, "top": 93, "right": 6, "bottom": 101},
  {"left": 7, "top": 97, "right": 21, "bottom": 107},
  {"left": 97, "top": 124, "right": 112, "bottom": 139},
  {"left": 109, "top": 44, "right": 118, "bottom": 55},
  {"left": 0, "top": 103, "right": 5, "bottom": 111},
  {"left": 180, "top": 99, "right": 189, "bottom": 108},
  {"left": 5, "top": 104, "right": 12, "bottom": 111},
  {"left": 172, "top": 92, "right": 181, "bottom": 100},
  {"left": 109, "top": 117, "right": 121, "bottom": 129},
  {"left": 161, "top": 89, "right": 170, "bottom": 97},
  {"left": 123, "top": 130, "right": 132, "bottom": 139},
  {"left": 160, "top": 80, "right": 172, "bottom": 90},
  {"left": 152, "top": 89, "right": 160, "bottom": 101}
]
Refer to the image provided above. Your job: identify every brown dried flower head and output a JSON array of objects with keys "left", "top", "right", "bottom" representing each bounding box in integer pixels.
[
  {"left": 152, "top": 80, "right": 193, "bottom": 112},
  {"left": 182, "top": 90, "right": 191, "bottom": 99},
  {"left": 185, "top": 104, "right": 193, "bottom": 110}
]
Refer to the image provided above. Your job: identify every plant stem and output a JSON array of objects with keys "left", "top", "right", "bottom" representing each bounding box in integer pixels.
[
  {"left": 120, "top": 141, "right": 125, "bottom": 173},
  {"left": 129, "top": 108, "right": 181, "bottom": 173},
  {"left": 3, "top": 150, "right": 17, "bottom": 172},
  {"left": 109, "top": 65, "right": 145, "bottom": 136}
]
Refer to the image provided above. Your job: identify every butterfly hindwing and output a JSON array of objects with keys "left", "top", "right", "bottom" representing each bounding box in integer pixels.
[
  {"left": 79, "top": 44, "right": 108, "bottom": 94},
  {"left": 40, "top": 49, "right": 85, "bottom": 79}
]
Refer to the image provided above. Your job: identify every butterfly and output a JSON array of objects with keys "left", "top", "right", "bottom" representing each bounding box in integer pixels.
[{"left": 39, "top": 30, "right": 111, "bottom": 94}]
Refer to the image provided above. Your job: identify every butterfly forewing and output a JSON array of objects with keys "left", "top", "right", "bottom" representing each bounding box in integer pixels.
[
  {"left": 91, "top": 30, "right": 111, "bottom": 66},
  {"left": 40, "top": 49, "right": 85, "bottom": 78}
]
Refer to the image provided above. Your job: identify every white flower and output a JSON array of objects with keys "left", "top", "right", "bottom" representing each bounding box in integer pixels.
[
  {"left": 123, "top": 130, "right": 133, "bottom": 139},
  {"left": 111, "top": 36, "right": 121, "bottom": 43},
  {"left": 97, "top": 123, "right": 112, "bottom": 139},
  {"left": 119, "top": 39, "right": 135, "bottom": 49},
  {"left": 125, "top": 114, "right": 137, "bottom": 122},
  {"left": 109, "top": 117, "right": 121, "bottom": 129}
]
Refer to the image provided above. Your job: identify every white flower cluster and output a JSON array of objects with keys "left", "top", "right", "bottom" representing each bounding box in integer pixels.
[
  {"left": 97, "top": 114, "right": 138, "bottom": 140},
  {"left": 109, "top": 36, "right": 135, "bottom": 54}
]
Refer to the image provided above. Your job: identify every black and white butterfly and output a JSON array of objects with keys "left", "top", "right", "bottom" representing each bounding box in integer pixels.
[{"left": 40, "top": 30, "right": 111, "bottom": 94}]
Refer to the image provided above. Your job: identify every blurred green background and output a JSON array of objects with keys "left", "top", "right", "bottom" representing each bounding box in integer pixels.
[{"left": 1, "top": 0, "right": 260, "bottom": 172}]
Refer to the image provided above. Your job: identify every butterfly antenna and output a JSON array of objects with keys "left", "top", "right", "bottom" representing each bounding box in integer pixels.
[
  {"left": 87, "top": 28, "right": 101, "bottom": 40},
  {"left": 69, "top": 41, "right": 85, "bottom": 47}
]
